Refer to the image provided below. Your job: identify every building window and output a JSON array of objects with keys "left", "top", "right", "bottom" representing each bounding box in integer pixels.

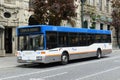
[
  {"left": 29, "top": 0, "right": 34, "bottom": 11},
  {"left": 0, "top": 30, "right": 2, "bottom": 49},
  {"left": 84, "top": 20, "right": 88, "bottom": 28},
  {"left": 88, "top": 0, "right": 94, "bottom": 6},
  {"left": 4, "top": 0, "right": 15, "bottom": 4},
  {"left": 100, "top": 23, "right": 103, "bottom": 30},
  {"left": 97, "top": 0, "right": 102, "bottom": 11},
  {"left": 106, "top": 0, "right": 110, "bottom": 13},
  {"left": 4, "top": 12, "right": 11, "bottom": 18},
  {"left": 23, "top": 1, "right": 29, "bottom": 10},
  {"left": 107, "top": 25, "right": 110, "bottom": 30},
  {"left": 91, "top": 22, "right": 96, "bottom": 29}
]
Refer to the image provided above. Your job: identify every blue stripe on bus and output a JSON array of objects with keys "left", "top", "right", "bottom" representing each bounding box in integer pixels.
[
  {"left": 41, "top": 25, "right": 111, "bottom": 34},
  {"left": 17, "top": 25, "right": 111, "bottom": 35}
]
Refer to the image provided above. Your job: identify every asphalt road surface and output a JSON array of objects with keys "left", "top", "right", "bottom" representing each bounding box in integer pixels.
[{"left": 0, "top": 50, "right": 120, "bottom": 80}]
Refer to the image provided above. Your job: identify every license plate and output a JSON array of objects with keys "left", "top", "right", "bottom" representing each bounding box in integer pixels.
[
  {"left": 25, "top": 52, "right": 32, "bottom": 54},
  {"left": 26, "top": 60, "right": 33, "bottom": 62}
]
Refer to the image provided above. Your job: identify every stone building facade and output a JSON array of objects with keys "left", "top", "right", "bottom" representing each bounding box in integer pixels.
[
  {"left": 0, "top": 0, "right": 31, "bottom": 56},
  {"left": 69, "top": 0, "right": 113, "bottom": 29},
  {"left": 61, "top": 0, "right": 112, "bottom": 29}
]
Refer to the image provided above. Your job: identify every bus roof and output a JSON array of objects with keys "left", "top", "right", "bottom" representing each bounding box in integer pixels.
[{"left": 17, "top": 25, "right": 111, "bottom": 35}]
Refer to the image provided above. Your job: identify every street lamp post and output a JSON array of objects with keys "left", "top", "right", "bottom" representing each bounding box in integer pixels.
[{"left": 81, "top": 0, "right": 86, "bottom": 28}]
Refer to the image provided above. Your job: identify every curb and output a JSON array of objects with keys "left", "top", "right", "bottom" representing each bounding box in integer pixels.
[{"left": 0, "top": 65, "right": 17, "bottom": 69}]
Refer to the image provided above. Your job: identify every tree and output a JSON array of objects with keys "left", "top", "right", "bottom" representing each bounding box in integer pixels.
[
  {"left": 30, "top": 0, "right": 76, "bottom": 26},
  {"left": 111, "top": 0, "right": 120, "bottom": 48}
]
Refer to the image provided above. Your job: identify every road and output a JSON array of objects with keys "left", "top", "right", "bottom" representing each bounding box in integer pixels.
[{"left": 0, "top": 50, "right": 120, "bottom": 80}]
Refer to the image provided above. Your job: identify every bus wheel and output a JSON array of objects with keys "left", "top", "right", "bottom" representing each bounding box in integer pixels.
[
  {"left": 96, "top": 49, "right": 102, "bottom": 59},
  {"left": 61, "top": 53, "right": 69, "bottom": 65}
]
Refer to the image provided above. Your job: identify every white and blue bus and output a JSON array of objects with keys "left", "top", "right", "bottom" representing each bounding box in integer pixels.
[{"left": 16, "top": 25, "right": 112, "bottom": 64}]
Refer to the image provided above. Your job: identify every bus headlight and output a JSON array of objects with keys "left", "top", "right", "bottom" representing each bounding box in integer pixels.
[{"left": 17, "top": 56, "right": 22, "bottom": 60}]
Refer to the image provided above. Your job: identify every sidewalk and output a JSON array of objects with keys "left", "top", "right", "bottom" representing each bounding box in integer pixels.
[
  {"left": 0, "top": 56, "right": 19, "bottom": 69},
  {"left": 0, "top": 49, "right": 120, "bottom": 69}
]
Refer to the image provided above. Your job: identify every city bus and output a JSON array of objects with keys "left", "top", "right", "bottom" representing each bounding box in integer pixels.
[{"left": 16, "top": 25, "right": 112, "bottom": 64}]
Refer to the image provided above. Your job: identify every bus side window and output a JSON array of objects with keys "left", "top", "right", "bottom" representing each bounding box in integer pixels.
[
  {"left": 46, "top": 32, "right": 57, "bottom": 49},
  {"left": 58, "top": 32, "right": 68, "bottom": 47},
  {"left": 69, "top": 33, "right": 79, "bottom": 46}
]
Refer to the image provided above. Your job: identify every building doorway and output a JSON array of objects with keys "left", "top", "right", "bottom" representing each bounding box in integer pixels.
[{"left": 5, "top": 28, "right": 12, "bottom": 54}]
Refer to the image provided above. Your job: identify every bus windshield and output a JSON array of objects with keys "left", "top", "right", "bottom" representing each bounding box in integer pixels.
[{"left": 18, "top": 34, "right": 44, "bottom": 50}]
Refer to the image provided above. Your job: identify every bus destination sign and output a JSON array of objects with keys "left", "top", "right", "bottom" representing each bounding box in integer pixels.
[{"left": 18, "top": 27, "right": 40, "bottom": 34}]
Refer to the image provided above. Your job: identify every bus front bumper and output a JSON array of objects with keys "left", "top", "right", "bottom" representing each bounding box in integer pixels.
[
  {"left": 17, "top": 59, "right": 44, "bottom": 63},
  {"left": 17, "top": 57, "right": 44, "bottom": 63}
]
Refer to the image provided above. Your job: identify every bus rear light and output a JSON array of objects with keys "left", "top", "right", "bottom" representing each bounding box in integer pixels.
[{"left": 41, "top": 51, "right": 45, "bottom": 54}]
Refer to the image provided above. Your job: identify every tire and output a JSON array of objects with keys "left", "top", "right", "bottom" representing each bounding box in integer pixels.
[
  {"left": 96, "top": 49, "right": 102, "bottom": 59},
  {"left": 61, "top": 53, "right": 69, "bottom": 65}
]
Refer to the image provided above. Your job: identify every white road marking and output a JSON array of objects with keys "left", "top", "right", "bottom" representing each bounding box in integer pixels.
[
  {"left": 76, "top": 66, "right": 120, "bottom": 80},
  {"left": 42, "top": 72, "right": 68, "bottom": 79},
  {"left": 0, "top": 56, "right": 120, "bottom": 80},
  {"left": 0, "top": 68, "right": 63, "bottom": 80}
]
